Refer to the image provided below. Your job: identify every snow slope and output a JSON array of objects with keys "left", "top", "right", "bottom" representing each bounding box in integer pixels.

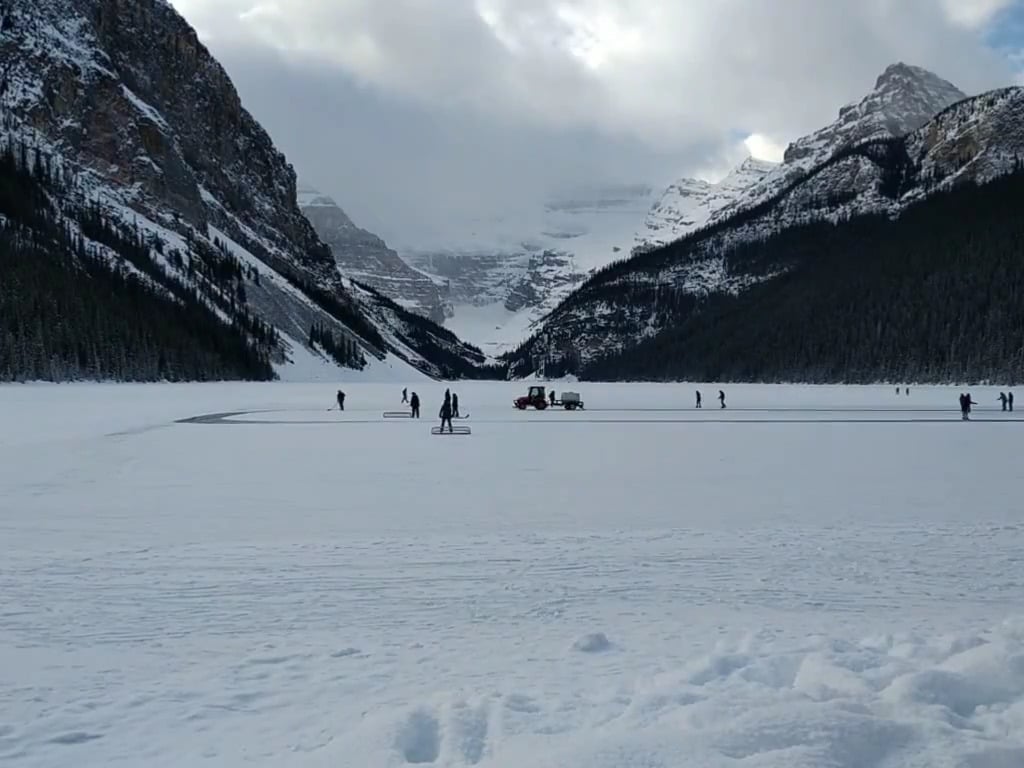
[
  {"left": 402, "top": 184, "right": 658, "bottom": 353},
  {"left": 3, "top": 382, "right": 1024, "bottom": 767},
  {"left": 0, "top": 0, "right": 486, "bottom": 381}
]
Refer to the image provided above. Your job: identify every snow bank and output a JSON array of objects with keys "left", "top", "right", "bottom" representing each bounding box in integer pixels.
[{"left": 331, "top": 621, "right": 1024, "bottom": 767}]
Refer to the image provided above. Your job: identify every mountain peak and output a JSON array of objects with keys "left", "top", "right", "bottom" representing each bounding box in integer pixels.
[{"left": 783, "top": 62, "right": 966, "bottom": 167}]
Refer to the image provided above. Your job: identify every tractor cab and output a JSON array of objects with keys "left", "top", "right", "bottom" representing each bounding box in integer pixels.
[{"left": 514, "top": 385, "right": 549, "bottom": 410}]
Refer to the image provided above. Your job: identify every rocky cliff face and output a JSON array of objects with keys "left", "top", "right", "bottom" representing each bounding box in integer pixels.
[
  {"left": 637, "top": 64, "right": 967, "bottom": 251},
  {"left": 0, "top": 0, "right": 491, "bottom": 379},
  {"left": 299, "top": 186, "right": 449, "bottom": 324},
  {"left": 511, "top": 84, "right": 1024, "bottom": 377}
]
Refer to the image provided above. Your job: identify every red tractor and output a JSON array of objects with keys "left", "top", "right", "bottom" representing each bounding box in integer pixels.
[
  {"left": 513, "top": 386, "right": 584, "bottom": 411},
  {"left": 514, "top": 385, "right": 549, "bottom": 410}
]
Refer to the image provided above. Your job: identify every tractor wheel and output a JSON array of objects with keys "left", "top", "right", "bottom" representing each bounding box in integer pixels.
[
  {"left": 537, "top": 401, "right": 547, "bottom": 410},
  {"left": 565, "top": 403, "right": 576, "bottom": 411}
]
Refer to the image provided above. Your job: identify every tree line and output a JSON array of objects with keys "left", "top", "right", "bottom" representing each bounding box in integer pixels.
[
  {"left": 582, "top": 169, "right": 1024, "bottom": 383},
  {"left": 0, "top": 138, "right": 276, "bottom": 381}
]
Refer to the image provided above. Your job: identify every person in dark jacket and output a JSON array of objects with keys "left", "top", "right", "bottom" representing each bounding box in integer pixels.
[
  {"left": 695, "top": 390, "right": 702, "bottom": 409},
  {"left": 1010, "top": 392, "right": 1015, "bottom": 412},
  {"left": 439, "top": 395, "right": 454, "bottom": 433},
  {"left": 549, "top": 390, "right": 556, "bottom": 406},
  {"left": 718, "top": 390, "right": 726, "bottom": 409},
  {"left": 336, "top": 390, "right": 345, "bottom": 411},
  {"left": 1000, "top": 392, "right": 1008, "bottom": 412},
  {"left": 402, "top": 388, "right": 408, "bottom": 404},
  {"left": 410, "top": 392, "right": 420, "bottom": 418},
  {"left": 452, "top": 392, "right": 460, "bottom": 418}
]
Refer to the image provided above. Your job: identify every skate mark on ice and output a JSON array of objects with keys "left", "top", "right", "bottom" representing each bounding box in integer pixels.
[
  {"left": 396, "top": 710, "right": 441, "bottom": 764},
  {"left": 330, "top": 647, "right": 362, "bottom": 659},
  {"left": 48, "top": 731, "right": 104, "bottom": 746}
]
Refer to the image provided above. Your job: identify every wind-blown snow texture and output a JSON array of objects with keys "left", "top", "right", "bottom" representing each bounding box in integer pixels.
[{"left": 3, "top": 382, "right": 1024, "bottom": 767}]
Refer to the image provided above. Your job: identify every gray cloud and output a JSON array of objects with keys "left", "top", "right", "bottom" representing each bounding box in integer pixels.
[{"left": 170, "top": 0, "right": 1016, "bottom": 246}]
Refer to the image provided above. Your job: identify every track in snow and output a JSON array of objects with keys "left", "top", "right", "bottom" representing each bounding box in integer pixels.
[{"left": 176, "top": 408, "right": 1024, "bottom": 426}]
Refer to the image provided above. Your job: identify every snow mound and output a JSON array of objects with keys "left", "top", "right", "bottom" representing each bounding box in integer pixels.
[
  {"left": 333, "top": 621, "right": 1024, "bottom": 767},
  {"left": 572, "top": 632, "right": 613, "bottom": 653}
]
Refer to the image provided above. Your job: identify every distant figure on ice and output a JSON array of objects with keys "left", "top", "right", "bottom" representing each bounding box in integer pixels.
[
  {"left": 718, "top": 390, "right": 726, "bottom": 409},
  {"left": 549, "top": 390, "right": 556, "bottom": 406},
  {"left": 402, "top": 388, "right": 408, "bottom": 404},
  {"left": 906, "top": 387, "right": 910, "bottom": 396},
  {"left": 1000, "top": 392, "right": 1008, "bottom": 412},
  {"left": 452, "top": 392, "right": 460, "bottom": 418},
  {"left": 959, "top": 393, "right": 977, "bottom": 420},
  {"left": 695, "top": 390, "right": 702, "bottom": 409},
  {"left": 336, "top": 390, "right": 345, "bottom": 411},
  {"left": 410, "top": 392, "right": 420, "bottom": 418},
  {"left": 1010, "top": 392, "right": 1015, "bottom": 412},
  {"left": 896, "top": 386, "right": 900, "bottom": 395},
  {"left": 439, "top": 394, "right": 454, "bottom": 434}
]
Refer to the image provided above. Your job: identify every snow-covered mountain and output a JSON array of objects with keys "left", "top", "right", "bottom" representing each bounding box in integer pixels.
[
  {"left": 298, "top": 185, "right": 450, "bottom": 324},
  {"left": 402, "top": 183, "right": 658, "bottom": 354},
  {"left": 0, "top": 0, "right": 491, "bottom": 381},
  {"left": 637, "top": 63, "right": 967, "bottom": 252},
  {"left": 400, "top": 63, "right": 966, "bottom": 355},
  {"left": 509, "top": 81, "right": 1024, "bottom": 377},
  {"left": 637, "top": 158, "right": 778, "bottom": 251}
]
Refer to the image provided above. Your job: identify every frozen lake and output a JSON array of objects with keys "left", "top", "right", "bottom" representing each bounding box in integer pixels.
[{"left": 2, "top": 382, "right": 1024, "bottom": 767}]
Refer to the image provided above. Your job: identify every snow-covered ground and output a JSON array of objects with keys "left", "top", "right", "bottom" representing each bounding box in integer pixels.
[{"left": 3, "top": 382, "right": 1024, "bottom": 767}]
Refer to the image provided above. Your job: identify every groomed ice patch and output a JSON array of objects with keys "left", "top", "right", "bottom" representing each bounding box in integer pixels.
[{"left": 334, "top": 620, "right": 1024, "bottom": 767}]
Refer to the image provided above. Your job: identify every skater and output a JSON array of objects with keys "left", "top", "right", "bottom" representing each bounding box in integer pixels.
[
  {"left": 896, "top": 386, "right": 900, "bottom": 395},
  {"left": 695, "top": 390, "right": 702, "bottom": 409},
  {"left": 439, "top": 394, "right": 454, "bottom": 434},
  {"left": 452, "top": 392, "right": 460, "bottom": 418},
  {"left": 402, "top": 387, "right": 408, "bottom": 404},
  {"left": 336, "top": 389, "right": 345, "bottom": 411},
  {"left": 549, "top": 390, "right": 556, "bottom": 406},
  {"left": 410, "top": 392, "right": 420, "bottom": 418},
  {"left": 1010, "top": 392, "right": 1015, "bottom": 412},
  {"left": 718, "top": 389, "right": 726, "bottom": 409},
  {"left": 999, "top": 392, "right": 1008, "bottom": 412}
]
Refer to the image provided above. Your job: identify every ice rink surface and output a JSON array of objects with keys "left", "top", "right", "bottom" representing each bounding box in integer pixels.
[{"left": 2, "top": 382, "right": 1024, "bottom": 767}]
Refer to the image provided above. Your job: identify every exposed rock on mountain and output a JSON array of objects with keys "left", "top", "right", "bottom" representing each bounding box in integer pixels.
[
  {"left": 637, "top": 63, "right": 967, "bottom": 251},
  {"left": 508, "top": 81, "right": 1024, "bottom": 381},
  {"left": 637, "top": 158, "right": 777, "bottom": 251},
  {"left": 0, "top": 0, "right": 493, "bottom": 380},
  {"left": 298, "top": 186, "right": 450, "bottom": 324}
]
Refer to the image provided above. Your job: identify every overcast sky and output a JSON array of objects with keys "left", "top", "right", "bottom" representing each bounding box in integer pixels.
[{"left": 168, "top": 0, "right": 1021, "bottom": 246}]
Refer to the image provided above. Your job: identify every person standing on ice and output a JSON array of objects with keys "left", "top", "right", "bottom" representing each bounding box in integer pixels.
[
  {"left": 718, "top": 390, "right": 726, "bottom": 409},
  {"left": 452, "top": 392, "right": 460, "bottom": 418},
  {"left": 410, "top": 392, "right": 420, "bottom": 418},
  {"left": 336, "top": 390, "right": 345, "bottom": 411},
  {"left": 1000, "top": 392, "right": 1008, "bottom": 412},
  {"left": 695, "top": 391, "right": 702, "bottom": 409},
  {"left": 1010, "top": 392, "right": 1015, "bottom": 412},
  {"left": 402, "top": 388, "right": 408, "bottom": 404},
  {"left": 549, "top": 390, "right": 556, "bottom": 406},
  {"left": 439, "top": 394, "right": 454, "bottom": 434}
]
